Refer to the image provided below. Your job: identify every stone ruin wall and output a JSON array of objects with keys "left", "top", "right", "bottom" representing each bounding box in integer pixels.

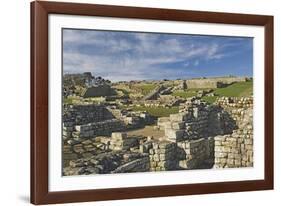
[
  {"left": 63, "top": 104, "right": 125, "bottom": 140},
  {"left": 186, "top": 76, "right": 247, "bottom": 89},
  {"left": 149, "top": 141, "right": 177, "bottom": 171},
  {"left": 186, "top": 80, "right": 219, "bottom": 89},
  {"left": 177, "top": 137, "right": 214, "bottom": 169},
  {"left": 63, "top": 97, "right": 254, "bottom": 175},
  {"left": 213, "top": 97, "right": 253, "bottom": 168},
  {"left": 63, "top": 133, "right": 150, "bottom": 175},
  {"left": 155, "top": 99, "right": 236, "bottom": 170}
]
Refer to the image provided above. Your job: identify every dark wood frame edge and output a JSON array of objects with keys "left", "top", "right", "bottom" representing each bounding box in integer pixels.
[{"left": 30, "top": 1, "right": 274, "bottom": 204}]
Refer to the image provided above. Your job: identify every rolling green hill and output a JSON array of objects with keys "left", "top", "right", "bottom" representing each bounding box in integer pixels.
[
  {"left": 203, "top": 81, "right": 253, "bottom": 103},
  {"left": 172, "top": 80, "right": 253, "bottom": 104}
]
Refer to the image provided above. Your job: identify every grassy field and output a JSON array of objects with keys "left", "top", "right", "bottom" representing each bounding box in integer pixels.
[
  {"left": 203, "top": 81, "right": 253, "bottom": 103},
  {"left": 172, "top": 81, "right": 253, "bottom": 104},
  {"left": 201, "top": 96, "right": 218, "bottom": 104},
  {"left": 172, "top": 90, "right": 197, "bottom": 98},
  {"left": 134, "top": 83, "right": 157, "bottom": 95},
  {"left": 214, "top": 81, "right": 253, "bottom": 97},
  {"left": 63, "top": 97, "right": 75, "bottom": 104},
  {"left": 131, "top": 106, "right": 179, "bottom": 117}
]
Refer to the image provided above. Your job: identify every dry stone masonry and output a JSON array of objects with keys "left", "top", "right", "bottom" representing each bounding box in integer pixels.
[
  {"left": 109, "top": 132, "right": 139, "bottom": 151},
  {"left": 63, "top": 96, "right": 254, "bottom": 175},
  {"left": 213, "top": 97, "right": 253, "bottom": 168},
  {"left": 186, "top": 76, "right": 247, "bottom": 89},
  {"left": 177, "top": 137, "right": 214, "bottom": 169},
  {"left": 149, "top": 141, "right": 177, "bottom": 171},
  {"left": 63, "top": 104, "right": 125, "bottom": 140}
]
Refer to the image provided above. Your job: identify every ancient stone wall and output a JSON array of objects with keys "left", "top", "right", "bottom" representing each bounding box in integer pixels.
[
  {"left": 149, "top": 141, "right": 178, "bottom": 171},
  {"left": 109, "top": 132, "right": 139, "bottom": 151},
  {"left": 186, "top": 76, "right": 247, "bottom": 89},
  {"left": 155, "top": 97, "right": 252, "bottom": 170},
  {"left": 63, "top": 133, "right": 150, "bottom": 175},
  {"left": 82, "top": 84, "right": 116, "bottom": 98},
  {"left": 63, "top": 104, "right": 114, "bottom": 125},
  {"left": 63, "top": 137, "right": 108, "bottom": 168},
  {"left": 186, "top": 79, "right": 220, "bottom": 89},
  {"left": 72, "top": 119, "right": 125, "bottom": 138},
  {"left": 157, "top": 98, "right": 236, "bottom": 142},
  {"left": 63, "top": 96, "right": 254, "bottom": 175},
  {"left": 214, "top": 97, "right": 253, "bottom": 168},
  {"left": 63, "top": 105, "right": 126, "bottom": 140},
  {"left": 177, "top": 137, "right": 214, "bottom": 169},
  {"left": 107, "top": 107, "right": 154, "bottom": 129}
]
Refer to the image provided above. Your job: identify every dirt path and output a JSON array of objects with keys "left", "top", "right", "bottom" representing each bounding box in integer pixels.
[{"left": 126, "top": 125, "right": 164, "bottom": 139}]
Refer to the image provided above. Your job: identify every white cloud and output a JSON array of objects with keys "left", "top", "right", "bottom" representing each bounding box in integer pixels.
[{"left": 63, "top": 29, "right": 235, "bottom": 81}]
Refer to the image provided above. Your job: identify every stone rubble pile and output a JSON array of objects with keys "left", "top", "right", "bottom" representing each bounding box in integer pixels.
[
  {"left": 63, "top": 151, "right": 123, "bottom": 175},
  {"left": 112, "top": 154, "right": 150, "bottom": 173},
  {"left": 63, "top": 147, "right": 150, "bottom": 176}
]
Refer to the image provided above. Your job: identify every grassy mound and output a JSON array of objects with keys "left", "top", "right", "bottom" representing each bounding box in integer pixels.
[
  {"left": 214, "top": 81, "right": 253, "bottom": 97},
  {"left": 136, "top": 83, "right": 157, "bottom": 95},
  {"left": 172, "top": 80, "right": 253, "bottom": 104}
]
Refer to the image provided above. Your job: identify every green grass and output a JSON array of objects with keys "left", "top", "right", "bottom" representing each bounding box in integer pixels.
[
  {"left": 202, "top": 96, "right": 218, "bottom": 104},
  {"left": 172, "top": 90, "right": 197, "bottom": 98},
  {"left": 117, "top": 88, "right": 130, "bottom": 96},
  {"left": 171, "top": 81, "right": 253, "bottom": 104},
  {"left": 63, "top": 97, "right": 74, "bottom": 104},
  {"left": 131, "top": 106, "right": 179, "bottom": 117},
  {"left": 134, "top": 83, "right": 157, "bottom": 95},
  {"left": 214, "top": 81, "right": 253, "bottom": 97}
]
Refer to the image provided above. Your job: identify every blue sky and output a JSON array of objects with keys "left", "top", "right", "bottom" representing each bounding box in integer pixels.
[{"left": 63, "top": 29, "right": 253, "bottom": 82}]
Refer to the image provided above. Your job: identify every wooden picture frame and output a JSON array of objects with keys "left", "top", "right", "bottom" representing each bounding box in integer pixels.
[{"left": 31, "top": 1, "right": 274, "bottom": 204}]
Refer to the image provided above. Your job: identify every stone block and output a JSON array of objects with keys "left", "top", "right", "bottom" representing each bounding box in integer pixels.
[
  {"left": 111, "top": 132, "right": 127, "bottom": 140},
  {"left": 244, "top": 139, "right": 253, "bottom": 145},
  {"left": 169, "top": 113, "right": 187, "bottom": 122},
  {"left": 165, "top": 129, "right": 184, "bottom": 141},
  {"left": 215, "top": 152, "right": 227, "bottom": 158},
  {"left": 172, "top": 122, "right": 185, "bottom": 130},
  {"left": 214, "top": 135, "right": 226, "bottom": 141},
  {"left": 227, "top": 158, "right": 234, "bottom": 165},
  {"left": 234, "top": 159, "right": 241, "bottom": 166}
]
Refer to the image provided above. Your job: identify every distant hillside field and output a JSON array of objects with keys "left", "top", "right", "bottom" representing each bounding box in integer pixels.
[
  {"left": 172, "top": 80, "right": 253, "bottom": 104},
  {"left": 214, "top": 81, "right": 253, "bottom": 97},
  {"left": 134, "top": 83, "right": 157, "bottom": 95},
  {"left": 203, "top": 80, "right": 253, "bottom": 103}
]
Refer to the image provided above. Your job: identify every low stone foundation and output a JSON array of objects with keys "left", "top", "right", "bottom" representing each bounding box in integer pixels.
[{"left": 73, "top": 119, "right": 125, "bottom": 138}]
